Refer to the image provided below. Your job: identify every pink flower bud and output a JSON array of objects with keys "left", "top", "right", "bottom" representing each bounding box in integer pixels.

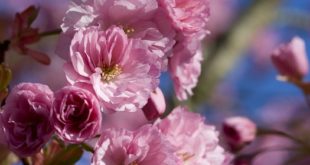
[
  {"left": 271, "top": 37, "right": 309, "bottom": 79},
  {"left": 222, "top": 117, "right": 257, "bottom": 152},
  {"left": 142, "top": 87, "right": 166, "bottom": 121}
]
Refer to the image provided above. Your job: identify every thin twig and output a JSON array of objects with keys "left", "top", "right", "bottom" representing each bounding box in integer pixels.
[{"left": 0, "top": 40, "right": 10, "bottom": 64}]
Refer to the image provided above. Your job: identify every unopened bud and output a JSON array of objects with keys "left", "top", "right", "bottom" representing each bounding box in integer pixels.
[
  {"left": 271, "top": 37, "right": 308, "bottom": 80},
  {"left": 142, "top": 88, "right": 166, "bottom": 121}
]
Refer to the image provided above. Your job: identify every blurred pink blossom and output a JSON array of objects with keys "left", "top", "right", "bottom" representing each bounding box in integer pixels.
[
  {"left": 158, "top": 0, "right": 210, "bottom": 38},
  {"left": 52, "top": 85, "right": 102, "bottom": 143},
  {"left": 155, "top": 106, "right": 226, "bottom": 164},
  {"left": 206, "top": 0, "right": 236, "bottom": 40},
  {"left": 253, "top": 136, "right": 294, "bottom": 165},
  {"left": 250, "top": 29, "right": 280, "bottom": 66},
  {"left": 271, "top": 36, "right": 309, "bottom": 79},
  {"left": 64, "top": 26, "right": 160, "bottom": 112},
  {"left": 0, "top": 83, "right": 54, "bottom": 157},
  {"left": 91, "top": 125, "right": 179, "bottom": 165},
  {"left": 169, "top": 38, "right": 203, "bottom": 100},
  {"left": 222, "top": 116, "right": 257, "bottom": 152},
  {"left": 259, "top": 99, "right": 303, "bottom": 129},
  {"left": 142, "top": 87, "right": 166, "bottom": 121}
]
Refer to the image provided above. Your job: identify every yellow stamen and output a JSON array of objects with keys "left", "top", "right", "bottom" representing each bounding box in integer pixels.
[
  {"left": 129, "top": 160, "right": 138, "bottom": 165},
  {"left": 178, "top": 152, "right": 195, "bottom": 162},
  {"left": 123, "top": 26, "right": 135, "bottom": 35},
  {"left": 101, "top": 64, "right": 122, "bottom": 82}
]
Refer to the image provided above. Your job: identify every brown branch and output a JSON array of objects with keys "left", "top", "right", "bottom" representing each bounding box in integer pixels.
[{"left": 0, "top": 40, "right": 10, "bottom": 64}]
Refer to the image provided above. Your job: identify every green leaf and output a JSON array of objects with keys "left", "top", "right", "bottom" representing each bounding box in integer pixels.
[
  {"left": 0, "top": 64, "right": 12, "bottom": 92},
  {"left": 81, "top": 143, "right": 94, "bottom": 153},
  {"left": 0, "top": 145, "right": 18, "bottom": 165},
  {"left": 23, "top": 6, "right": 39, "bottom": 26},
  {"left": 43, "top": 143, "right": 83, "bottom": 165}
]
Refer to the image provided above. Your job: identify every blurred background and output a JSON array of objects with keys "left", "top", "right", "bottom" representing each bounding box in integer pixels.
[{"left": 1, "top": 0, "right": 310, "bottom": 164}]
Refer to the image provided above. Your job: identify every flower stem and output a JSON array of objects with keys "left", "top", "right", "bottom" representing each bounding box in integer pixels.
[
  {"left": 81, "top": 143, "right": 94, "bottom": 153},
  {"left": 0, "top": 40, "right": 10, "bottom": 64},
  {"left": 53, "top": 136, "right": 65, "bottom": 148},
  {"left": 20, "top": 157, "right": 30, "bottom": 165}
]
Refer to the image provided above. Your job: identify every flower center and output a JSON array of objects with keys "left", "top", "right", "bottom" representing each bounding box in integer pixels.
[
  {"left": 123, "top": 26, "right": 135, "bottom": 35},
  {"left": 101, "top": 64, "right": 122, "bottom": 82},
  {"left": 129, "top": 160, "right": 138, "bottom": 165},
  {"left": 178, "top": 152, "right": 195, "bottom": 162}
]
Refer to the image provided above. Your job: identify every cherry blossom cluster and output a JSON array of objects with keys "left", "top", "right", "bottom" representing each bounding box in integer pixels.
[
  {"left": 0, "top": 0, "right": 233, "bottom": 164},
  {"left": 57, "top": 0, "right": 210, "bottom": 103},
  {"left": 3, "top": 0, "right": 310, "bottom": 164}
]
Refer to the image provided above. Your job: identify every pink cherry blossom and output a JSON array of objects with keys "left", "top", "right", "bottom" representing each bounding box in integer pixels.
[
  {"left": 91, "top": 125, "right": 179, "bottom": 165},
  {"left": 52, "top": 85, "right": 102, "bottom": 143},
  {"left": 222, "top": 116, "right": 257, "bottom": 152},
  {"left": 155, "top": 106, "right": 226, "bottom": 165},
  {"left": 158, "top": 0, "right": 210, "bottom": 38},
  {"left": 169, "top": 38, "right": 203, "bottom": 100},
  {"left": 64, "top": 26, "right": 160, "bottom": 112},
  {"left": 57, "top": 0, "right": 176, "bottom": 69},
  {"left": 271, "top": 36, "right": 309, "bottom": 79},
  {"left": 142, "top": 87, "right": 166, "bottom": 121},
  {"left": 0, "top": 83, "right": 54, "bottom": 157}
]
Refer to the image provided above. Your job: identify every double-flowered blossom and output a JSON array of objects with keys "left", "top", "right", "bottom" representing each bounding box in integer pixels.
[
  {"left": 155, "top": 106, "right": 226, "bottom": 164},
  {"left": 91, "top": 125, "right": 179, "bottom": 165},
  {"left": 161, "top": 0, "right": 209, "bottom": 100},
  {"left": 157, "top": 0, "right": 210, "bottom": 100},
  {"left": 271, "top": 36, "right": 309, "bottom": 80},
  {"left": 52, "top": 85, "right": 102, "bottom": 143},
  {"left": 58, "top": 0, "right": 176, "bottom": 69},
  {"left": 158, "top": 0, "right": 210, "bottom": 38},
  {"left": 0, "top": 83, "right": 54, "bottom": 157},
  {"left": 169, "top": 39, "right": 203, "bottom": 100},
  {"left": 64, "top": 26, "right": 161, "bottom": 112}
]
